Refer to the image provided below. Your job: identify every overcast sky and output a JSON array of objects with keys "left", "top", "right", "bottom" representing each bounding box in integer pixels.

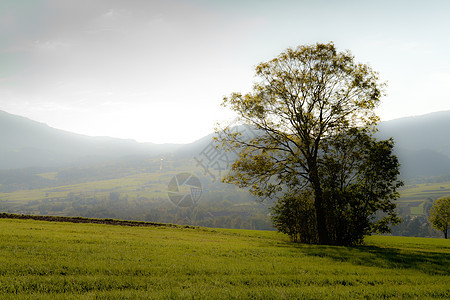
[{"left": 1, "top": 0, "right": 449, "bottom": 143}]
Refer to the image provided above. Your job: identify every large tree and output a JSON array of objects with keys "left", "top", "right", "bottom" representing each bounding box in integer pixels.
[{"left": 219, "top": 42, "right": 402, "bottom": 245}]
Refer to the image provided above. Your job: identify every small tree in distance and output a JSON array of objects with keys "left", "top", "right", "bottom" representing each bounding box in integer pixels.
[
  {"left": 219, "top": 42, "right": 403, "bottom": 245},
  {"left": 429, "top": 197, "right": 450, "bottom": 239}
]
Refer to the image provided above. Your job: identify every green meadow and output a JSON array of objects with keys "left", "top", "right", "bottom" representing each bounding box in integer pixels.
[{"left": 0, "top": 218, "right": 449, "bottom": 299}]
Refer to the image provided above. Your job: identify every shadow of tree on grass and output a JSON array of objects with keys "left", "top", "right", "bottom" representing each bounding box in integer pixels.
[{"left": 296, "top": 243, "right": 450, "bottom": 275}]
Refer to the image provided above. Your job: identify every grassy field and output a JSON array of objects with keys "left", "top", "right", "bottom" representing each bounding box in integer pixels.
[{"left": 0, "top": 218, "right": 448, "bottom": 299}]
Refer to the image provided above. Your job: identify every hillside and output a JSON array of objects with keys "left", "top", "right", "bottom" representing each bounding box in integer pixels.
[
  {"left": 0, "top": 110, "right": 181, "bottom": 169},
  {"left": 378, "top": 111, "right": 450, "bottom": 156},
  {"left": 377, "top": 110, "right": 450, "bottom": 179},
  {"left": 0, "top": 217, "right": 448, "bottom": 298}
]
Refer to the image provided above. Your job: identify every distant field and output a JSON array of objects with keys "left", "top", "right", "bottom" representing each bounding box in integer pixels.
[
  {"left": 0, "top": 171, "right": 189, "bottom": 217},
  {"left": 397, "top": 181, "right": 450, "bottom": 215},
  {"left": 0, "top": 172, "right": 171, "bottom": 204},
  {"left": 2, "top": 171, "right": 450, "bottom": 218},
  {"left": 0, "top": 218, "right": 448, "bottom": 299}
]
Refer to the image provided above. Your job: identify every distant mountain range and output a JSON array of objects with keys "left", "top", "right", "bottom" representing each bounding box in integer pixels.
[
  {"left": 1, "top": 109, "right": 450, "bottom": 179},
  {"left": 0, "top": 110, "right": 181, "bottom": 169},
  {"left": 376, "top": 110, "right": 450, "bottom": 179}
]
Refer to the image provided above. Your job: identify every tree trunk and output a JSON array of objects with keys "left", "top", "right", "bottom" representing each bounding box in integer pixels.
[
  {"left": 445, "top": 229, "right": 448, "bottom": 239},
  {"left": 308, "top": 161, "right": 330, "bottom": 245},
  {"left": 314, "top": 190, "right": 330, "bottom": 244}
]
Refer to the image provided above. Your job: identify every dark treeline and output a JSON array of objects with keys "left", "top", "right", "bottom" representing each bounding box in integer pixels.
[{"left": 390, "top": 215, "right": 443, "bottom": 238}]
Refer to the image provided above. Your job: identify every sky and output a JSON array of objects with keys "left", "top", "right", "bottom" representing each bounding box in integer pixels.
[{"left": 1, "top": 0, "right": 449, "bottom": 144}]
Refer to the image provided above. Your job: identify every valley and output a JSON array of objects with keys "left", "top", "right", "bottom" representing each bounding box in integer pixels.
[{"left": 1, "top": 110, "right": 450, "bottom": 236}]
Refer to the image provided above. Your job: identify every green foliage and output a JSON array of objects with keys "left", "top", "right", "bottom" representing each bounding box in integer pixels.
[
  {"left": 270, "top": 190, "right": 317, "bottom": 243},
  {"left": 270, "top": 129, "right": 402, "bottom": 244},
  {"left": 320, "top": 128, "right": 402, "bottom": 245},
  {"left": 429, "top": 196, "right": 450, "bottom": 238},
  {"left": 220, "top": 42, "right": 401, "bottom": 245},
  {"left": 0, "top": 218, "right": 449, "bottom": 299},
  {"left": 390, "top": 215, "right": 440, "bottom": 238}
]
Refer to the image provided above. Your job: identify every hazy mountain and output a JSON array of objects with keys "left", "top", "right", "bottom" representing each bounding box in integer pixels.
[
  {"left": 376, "top": 110, "right": 450, "bottom": 179},
  {"left": 0, "top": 110, "right": 181, "bottom": 169},
  {"left": 377, "top": 110, "right": 450, "bottom": 156},
  {"left": 1, "top": 109, "right": 450, "bottom": 179}
]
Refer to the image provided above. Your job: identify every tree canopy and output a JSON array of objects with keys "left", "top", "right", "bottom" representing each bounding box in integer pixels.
[
  {"left": 429, "top": 196, "right": 450, "bottom": 239},
  {"left": 219, "top": 42, "right": 402, "bottom": 245}
]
